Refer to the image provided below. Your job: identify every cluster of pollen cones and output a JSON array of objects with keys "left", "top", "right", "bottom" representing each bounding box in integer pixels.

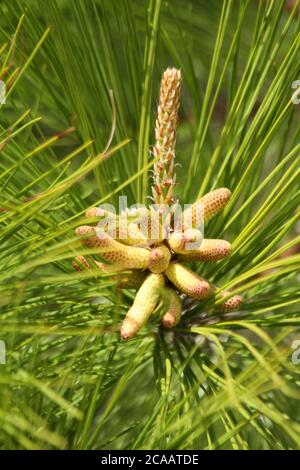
[{"left": 73, "top": 68, "right": 242, "bottom": 340}]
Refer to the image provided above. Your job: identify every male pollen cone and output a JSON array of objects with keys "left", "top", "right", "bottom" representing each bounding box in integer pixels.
[
  {"left": 148, "top": 244, "right": 171, "bottom": 273},
  {"left": 165, "top": 262, "right": 211, "bottom": 299},
  {"left": 178, "top": 239, "right": 231, "bottom": 262},
  {"left": 218, "top": 294, "right": 242, "bottom": 312},
  {"left": 75, "top": 226, "right": 150, "bottom": 269},
  {"left": 121, "top": 273, "right": 165, "bottom": 340},
  {"left": 183, "top": 188, "right": 231, "bottom": 229},
  {"left": 161, "top": 288, "right": 182, "bottom": 328}
]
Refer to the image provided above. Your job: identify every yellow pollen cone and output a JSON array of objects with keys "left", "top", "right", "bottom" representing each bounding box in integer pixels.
[
  {"left": 121, "top": 273, "right": 165, "bottom": 340},
  {"left": 168, "top": 228, "right": 203, "bottom": 253},
  {"left": 148, "top": 244, "right": 171, "bottom": 273},
  {"left": 161, "top": 288, "right": 182, "bottom": 328},
  {"left": 165, "top": 262, "right": 211, "bottom": 299},
  {"left": 183, "top": 188, "right": 231, "bottom": 229},
  {"left": 75, "top": 226, "right": 150, "bottom": 269},
  {"left": 218, "top": 293, "right": 242, "bottom": 312},
  {"left": 178, "top": 239, "right": 231, "bottom": 262}
]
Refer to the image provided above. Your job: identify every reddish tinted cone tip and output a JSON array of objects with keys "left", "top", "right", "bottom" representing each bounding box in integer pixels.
[{"left": 121, "top": 318, "right": 138, "bottom": 340}]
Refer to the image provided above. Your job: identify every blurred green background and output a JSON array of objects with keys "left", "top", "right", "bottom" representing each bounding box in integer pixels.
[{"left": 0, "top": 0, "right": 299, "bottom": 450}]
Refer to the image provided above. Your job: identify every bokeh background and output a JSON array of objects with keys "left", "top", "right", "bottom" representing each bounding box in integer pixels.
[{"left": 0, "top": 0, "right": 300, "bottom": 450}]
